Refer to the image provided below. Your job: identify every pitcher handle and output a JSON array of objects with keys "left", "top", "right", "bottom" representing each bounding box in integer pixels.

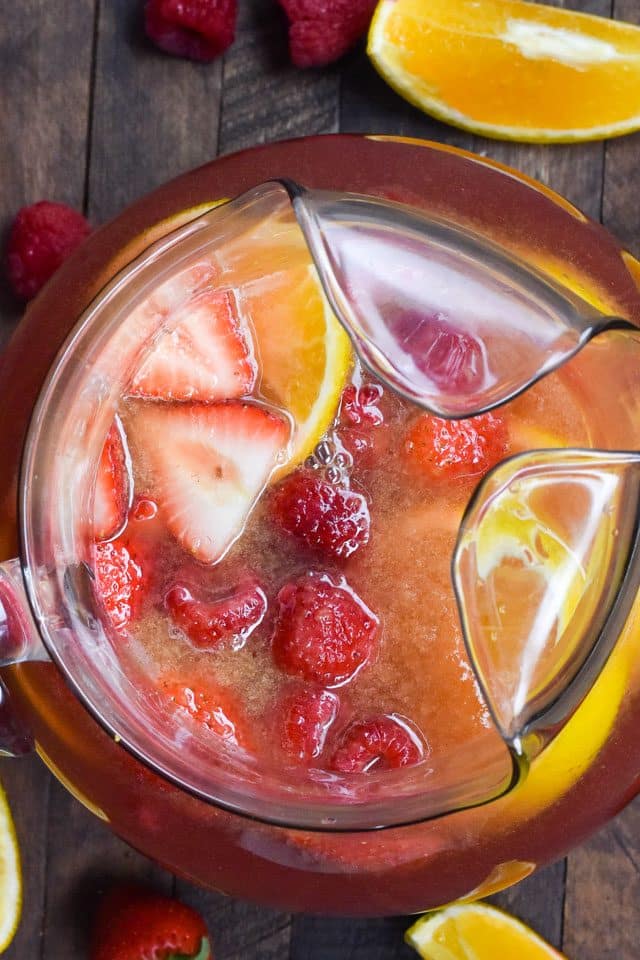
[{"left": 0, "top": 558, "right": 50, "bottom": 756}]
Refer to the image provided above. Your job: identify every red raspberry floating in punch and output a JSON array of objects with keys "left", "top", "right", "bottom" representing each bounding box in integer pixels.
[
  {"left": 279, "top": 686, "right": 340, "bottom": 763},
  {"left": 145, "top": 0, "right": 237, "bottom": 62},
  {"left": 165, "top": 580, "right": 268, "bottom": 652},
  {"left": 331, "top": 714, "right": 426, "bottom": 773},
  {"left": 404, "top": 411, "right": 508, "bottom": 483},
  {"left": 278, "top": 0, "right": 378, "bottom": 68},
  {"left": 271, "top": 470, "right": 370, "bottom": 560},
  {"left": 272, "top": 575, "right": 379, "bottom": 687},
  {"left": 6, "top": 201, "right": 91, "bottom": 301}
]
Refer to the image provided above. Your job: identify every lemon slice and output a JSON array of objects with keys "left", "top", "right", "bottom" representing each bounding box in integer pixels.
[
  {"left": 406, "top": 903, "right": 564, "bottom": 960},
  {"left": 0, "top": 781, "right": 21, "bottom": 952},
  {"left": 368, "top": 0, "right": 640, "bottom": 143},
  {"left": 242, "top": 264, "right": 352, "bottom": 478}
]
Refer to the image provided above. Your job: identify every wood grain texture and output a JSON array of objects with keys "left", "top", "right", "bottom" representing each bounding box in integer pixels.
[
  {"left": 219, "top": 0, "right": 339, "bottom": 156},
  {"left": 602, "top": 0, "right": 640, "bottom": 256},
  {"left": 564, "top": 799, "right": 640, "bottom": 959},
  {"left": 173, "top": 886, "right": 291, "bottom": 959},
  {"left": 290, "top": 915, "right": 415, "bottom": 959},
  {"left": 0, "top": 0, "right": 95, "bottom": 346},
  {"left": 1, "top": 756, "right": 51, "bottom": 960},
  {"left": 87, "top": 0, "right": 223, "bottom": 224}
]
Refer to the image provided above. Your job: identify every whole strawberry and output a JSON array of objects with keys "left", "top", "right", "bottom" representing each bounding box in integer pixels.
[
  {"left": 6, "top": 200, "right": 91, "bottom": 301},
  {"left": 91, "top": 886, "right": 212, "bottom": 960},
  {"left": 279, "top": 0, "right": 378, "bottom": 68}
]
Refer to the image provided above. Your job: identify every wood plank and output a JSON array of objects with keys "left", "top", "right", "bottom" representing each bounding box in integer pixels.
[
  {"left": 0, "top": 0, "right": 95, "bottom": 346},
  {"left": 562, "top": 4, "right": 640, "bottom": 958},
  {"left": 87, "top": 0, "right": 223, "bottom": 224},
  {"left": 1, "top": 757, "right": 51, "bottom": 960},
  {"left": 491, "top": 861, "right": 566, "bottom": 949},
  {"left": 218, "top": 0, "right": 339, "bottom": 156},
  {"left": 564, "top": 798, "right": 640, "bottom": 959},
  {"left": 290, "top": 915, "right": 415, "bottom": 960},
  {"left": 41, "top": 777, "right": 172, "bottom": 960},
  {"left": 602, "top": 0, "right": 640, "bottom": 256},
  {"left": 173, "top": 887, "right": 291, "bottom": 960}
]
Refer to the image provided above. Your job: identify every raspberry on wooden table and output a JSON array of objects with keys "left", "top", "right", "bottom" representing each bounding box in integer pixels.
[
  {"left": 279, "top": 0, "right": 378, "bottom": 68},
  {"left": 145, "top": 0, "right": 237, "bottom": 61},
  {"left": 6, "top": 201, "right": 91, "bottom": 301},
  {"left": 272, "top": 575, "right": 379, "bottom": 687}
]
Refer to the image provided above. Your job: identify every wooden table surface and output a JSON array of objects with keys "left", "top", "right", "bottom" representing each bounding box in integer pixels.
[{"left": 2, "top": 2, "right": 640, "bottom": 957}]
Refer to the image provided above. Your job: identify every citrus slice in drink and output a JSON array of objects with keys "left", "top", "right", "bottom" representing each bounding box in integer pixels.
[
  {"left": 242, "top": 264, "right": 353, "bottom": 478},
  {"left": 406, "top": 903, "right": 565, "bottom": 959},
  {"left": 0, "top": 781, "right": 21, "bottom": 952},
  {"left": 368, "top": 0, "right": 640, "bottom": 143}
]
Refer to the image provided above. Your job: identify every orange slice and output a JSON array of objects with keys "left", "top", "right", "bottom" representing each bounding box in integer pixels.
[
  {"left": 241, "top": 264, "right": 352, "bottom": 478},
  {"left": 0, "top": 780, "right": 21, "bottom": 952},
  {"left": 368, "top": 0, "right": 640, "bottom": 142},
  {"left": 406, "top": 903, "right": 565, "bottom": 959}
]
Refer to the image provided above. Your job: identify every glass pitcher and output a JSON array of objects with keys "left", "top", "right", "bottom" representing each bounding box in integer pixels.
[{"left": 1, "top": 135, "right": 640, "bottom": 916}]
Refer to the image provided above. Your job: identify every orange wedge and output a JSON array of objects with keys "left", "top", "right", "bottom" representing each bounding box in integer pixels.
[
  {"left": 241, "top": 264, "right": 352, "bottom": 478},
  {"left": 368, "top": 0, "right": 640, "bottom": 142},
  {"left": 406, "top": 903, "right": 565, "bottom": 959}
]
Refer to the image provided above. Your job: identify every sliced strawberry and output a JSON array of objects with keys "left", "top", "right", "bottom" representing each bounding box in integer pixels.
[
  {"left": 94, "top": 417, "right": 131, "bottom": 541},
  {"left": 159, "top": 676, "right": 252, "bottom": 750},
  {"left": 130, "top": 288, "right": 256, "bottom": 402},
  {"left": 94, "top": 539, "right": 144, "bottom": 635},
  {"left": 165, "top": 580, "right": 268, "bottom": 651},
  {"left": 129, "top": 401, "right": 290, "bottom": 563}
]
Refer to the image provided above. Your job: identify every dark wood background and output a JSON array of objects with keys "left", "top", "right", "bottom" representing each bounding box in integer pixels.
[{"left": 2, "top": 1, "right": 640, "bottom": 957}]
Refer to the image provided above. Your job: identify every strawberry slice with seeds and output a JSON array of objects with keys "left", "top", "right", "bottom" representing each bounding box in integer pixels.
[
  {"left": 129, "top": 402, "right": 290, "bottom": 563},
  {"left": 94, "top": 417, "right": 131, "bottom": 541},
  {"left": 130, "top": 288, "right": 257, "bottom": 402},
  {"left": 159, "top": 676, "right": 252, "bottom": 750}
]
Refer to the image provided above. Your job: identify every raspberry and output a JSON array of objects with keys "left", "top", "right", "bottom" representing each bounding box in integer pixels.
[
  {"left": 331, "top": 714, "right": 426, "bottom": 773},
  {"left": 404, "top": 411, "right": 508, "bottom": 483},
  {"left": 279, "top": 686, "right": 340, "bottom": 763},
  {"left": 6, "top": 201, "right": 91, "bottom": 301},
  {"left": 94, "top": 540, "right": 144, "bottom": 634},
  {"left": 165, "top": 581, "right": 268, "bottom": 652},
  {"left": 271, "top": 470, "right": 370, "bottom": 559},
  {"left": 340, "top": 383, "right": 384, "bottom": 428},
  {"left": 272, "top": 575, "right": 378, "bottom": 687},
  {"left": 389, "top": 311, "right": 485, "bottom": 397},
  {"left": 279, "top": 0, "right": 377, "bottom": 67},
  {"left": 145, "top": 0, "right": 236, "bottom": 62},
  {"left": 159, "top": 677, "right": 251, "bottom": 750},
  {"left": 337, "top": 379, "right": 391, "bottom": 470}
]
